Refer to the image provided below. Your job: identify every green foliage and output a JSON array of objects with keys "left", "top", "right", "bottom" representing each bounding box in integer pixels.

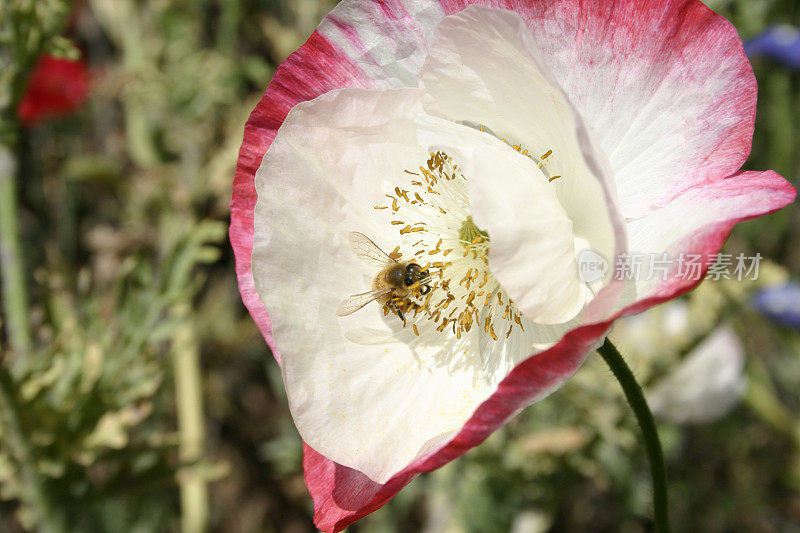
[{"left": 0, "top": 218, "right": 227, "bottom": 530}]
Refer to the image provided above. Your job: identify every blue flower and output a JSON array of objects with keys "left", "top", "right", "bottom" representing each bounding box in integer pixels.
[
  {"left": 745, "top": 25, "right": 800, "bottom": 69},
  {"left": 752, "top": 282, "right": 800, "bottom": 329}
]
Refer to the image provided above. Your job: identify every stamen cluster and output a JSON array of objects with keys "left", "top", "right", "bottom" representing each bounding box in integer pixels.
[{"left": 374, "top": 151, "right": 524, "bottom": 341}]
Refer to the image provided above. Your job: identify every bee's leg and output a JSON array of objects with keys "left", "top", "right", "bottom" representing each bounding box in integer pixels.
[
  {"left": 420, "top": 284, "right": 431, "bottom": 295},
  {"left": 388, "top": 300, "right": 406, "bottom": 325}
]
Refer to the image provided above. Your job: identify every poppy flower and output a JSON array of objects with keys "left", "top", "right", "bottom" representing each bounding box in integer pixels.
[
  {"left": 230, "top": 1, "right": 796, "bottom": 530},
  {"left": 17, "top": 54, "right": 89, "bottom": 127}
]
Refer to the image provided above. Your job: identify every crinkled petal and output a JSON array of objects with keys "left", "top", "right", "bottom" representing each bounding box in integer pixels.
[
  {"left": 622, "top": 171, "right": 796, "bottom": 308},
  {"left": 319, "top": 0, "right": 445, "bottom": 86},
  {"left": 252, "top": 87, "right": 592, "bottom": 484},
  {"left": 466, "top": 155, "right": 583, "bottom": 324},
  {"left": 230, "top": 31, "right": 377, "bottom": 362},
  {"left": 419, "top": 6, "right": 620, "bottom": 294},
  {"left": 305, "top": 321, "right": 610, "bottom": 533},
  {"left": 315, "top": 0, "right": 763, "bottom": 220},
  {"left": 434, "top": 0, "right": 760, "bottom": 219}
]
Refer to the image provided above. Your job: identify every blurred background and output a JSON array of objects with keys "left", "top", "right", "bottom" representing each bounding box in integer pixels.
[{"left": 0, "top": 0, "right": 799, "bottom": 531}]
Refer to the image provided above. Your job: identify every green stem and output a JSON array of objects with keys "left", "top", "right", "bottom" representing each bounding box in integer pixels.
[
  {"left": 171, "top": 303, "right": 208, "bottom": 533},
  {"left": 0, "top": 141, "right": 62, "bottom": 532},
  {"left": 597, "top": 338, "right": 670, "bottom": 533},
  {"left": 0, "top": 143, "right": 31, "bottom": 358}
]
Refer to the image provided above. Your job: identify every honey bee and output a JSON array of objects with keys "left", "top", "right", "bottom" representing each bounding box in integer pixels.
[{"left": 337, "top": 232, "right": 431, "bottom": 324}]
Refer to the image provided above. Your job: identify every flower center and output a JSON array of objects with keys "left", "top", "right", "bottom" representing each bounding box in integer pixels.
[
  {"left": 459, "top": 216, "right": 488, "bottom": 243},
  {"left": 374, "top": 151, "right": 524, "bottom": 342}
]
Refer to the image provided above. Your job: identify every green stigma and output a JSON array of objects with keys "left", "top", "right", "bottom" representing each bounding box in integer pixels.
[{"left": 459, "top": 216, "right": 489, "bottom": 244}]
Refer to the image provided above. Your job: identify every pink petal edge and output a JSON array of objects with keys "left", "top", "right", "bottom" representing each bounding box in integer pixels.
[{"left": 230, "top": 30, "right": 376, "bottom": 363}]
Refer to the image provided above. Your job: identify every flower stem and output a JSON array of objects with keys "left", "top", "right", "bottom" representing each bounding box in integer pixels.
[
  {"left": 597, "top": 338, "right": 670, "bottom": 533},
  {"left": 0, "top": 140, "right": 64, "bottom": 532},
  {"left": 171, "top": 303, "right": 208, "bottom": 533},
  {"left": 0, "top": 143, "right": 32, "bottom": 358}
]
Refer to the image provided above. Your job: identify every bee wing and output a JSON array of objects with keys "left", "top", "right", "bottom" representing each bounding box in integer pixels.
[
  {"left": 349, "top": 231, "right": 394, "bottom": 267},
  {"left": 336, "top": 289, "right": 390, "bottom": 317}
]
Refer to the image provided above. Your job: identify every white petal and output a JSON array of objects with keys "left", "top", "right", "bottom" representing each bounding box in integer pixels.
[
  {"left": 252, "top": 87, "right": 581, "bottom": 482},
  {"left": 525, "top": 0, "right": 757, "bottom": 218},
  {"left": 465, "top": 153, "right": 582, "bottom": 324},
  {"left": 419, "top": 5, "right": 619, "bottom": 294}
]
